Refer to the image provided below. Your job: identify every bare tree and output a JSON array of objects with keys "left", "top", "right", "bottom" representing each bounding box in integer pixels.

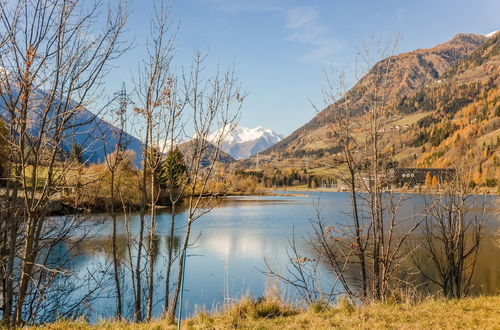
[
  {"left": 101, "top": 83, "right": 131, "bottom": 320},
  {"left": 160, "top": 114, "right": 186, "bottom": 318},
  {"left": 264, "top": 219, "right": 354, "bottom": 306},
  {"left": 412, "top": 170, "right": 486, "bottom": 298},
  {"left": 0, "top": 0, "right": 127, "bottom": 325},
  {"left": 325, "top": 38, "right": 423, "bottom": 301},
  {"left": 131, "top": 1, "right": 178, "bottom": 321},
  {"left": 268, "top": 37, "right": 426, "bottom": 304},
  {"left": 316, "top": 68, "right": 369, "bottom": 299},
  {"left": 167, "top": 53, "right": 244, "bottom": 322}
]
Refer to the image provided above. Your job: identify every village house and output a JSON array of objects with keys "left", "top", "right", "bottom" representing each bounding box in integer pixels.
[{"left": 395, "top": 168, "right": 456, "bottom": 186}]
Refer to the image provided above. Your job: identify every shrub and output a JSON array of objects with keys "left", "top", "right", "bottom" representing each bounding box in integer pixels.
[
  {"left": 337, "top": 297, "right": 355, "bottom": 314},
  {"left": 308, "top": 301, "right": 329, "bottom": 313},
  {"left": 485, "top": 178, "right": 497, "bottom": 188},
  {"left": 225, "top": 296, "right": 296, "bottom": 321}
]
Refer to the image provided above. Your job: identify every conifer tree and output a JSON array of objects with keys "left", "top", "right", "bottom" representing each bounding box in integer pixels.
[{"left": 159, "top": 146, "right": 187, "bottom": 191}]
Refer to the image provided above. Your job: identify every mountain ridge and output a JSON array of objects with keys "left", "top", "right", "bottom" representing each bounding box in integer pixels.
[
  {"left": 0, "top": 77, "right": 143, "bottom": 166},
  {"left": 262, "top": 33, "right": 488, "bottom": 156},
  {"left": 249, "top": 32, "right": 499, "bottom": 188}
]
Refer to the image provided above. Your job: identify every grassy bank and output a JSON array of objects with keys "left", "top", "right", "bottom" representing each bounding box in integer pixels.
[{"left": 29, "top": 295, "right": 500, "bottom": 329}]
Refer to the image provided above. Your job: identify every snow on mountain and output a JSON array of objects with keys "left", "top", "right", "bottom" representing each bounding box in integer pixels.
[
  {"left": 485, "top": 30, "right": 499, "bottom": 38},
  {"left": 208, "top": 125, "right": 283, "bottom": 159}
]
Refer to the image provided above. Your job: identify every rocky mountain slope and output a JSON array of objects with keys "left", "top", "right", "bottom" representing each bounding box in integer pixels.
[
  {"left": 256, "top": 32, "right": 499, "bottom": 188},
  {"left": 263, "top": 33, "right": 488, "bottom": 156},
  {"left": 178, "top": 138, "right": 236, "bottom": 166},
  {"left": 0, "top": 81, "right": 143, "bottom": 166}
]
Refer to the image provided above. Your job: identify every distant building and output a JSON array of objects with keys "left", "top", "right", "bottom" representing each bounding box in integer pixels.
[{"left": 395, "top": 168, "right": 456, "bottom": 186}]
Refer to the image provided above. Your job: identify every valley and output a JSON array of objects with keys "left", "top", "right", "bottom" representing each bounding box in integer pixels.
[{"left": 0, "top": 1, "right": 498, "bottom": 327}]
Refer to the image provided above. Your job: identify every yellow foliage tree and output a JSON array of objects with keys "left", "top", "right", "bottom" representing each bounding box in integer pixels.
[
  {"left": 425, "top": 172, "right": 432, "bottom": 186},
  {"left": 432, "top": 175, "right": 438, "bottom": 186}
]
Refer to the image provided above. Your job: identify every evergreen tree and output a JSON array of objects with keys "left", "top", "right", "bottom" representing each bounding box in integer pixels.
[
  {"left": 144, "top": 146, "right": 163, "bottom": 182},
  {"left": 159, "top": 146, "right": 187, "bottom": 190},
  {"left": 71, "top": 144, "right": 84, "bottom": 164}
]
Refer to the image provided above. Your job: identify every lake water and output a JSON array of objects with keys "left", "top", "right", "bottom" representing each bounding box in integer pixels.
[{"left": 57, "top": 191, "right": 499, "bottom": 321}]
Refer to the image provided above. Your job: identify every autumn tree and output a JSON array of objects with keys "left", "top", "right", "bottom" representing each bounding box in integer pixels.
[
  {"left": 425, "top": 172, "right": 432, "bottom": 186},
  {"left": 432, "top": 175, "right": 439, "bottom": 186}
]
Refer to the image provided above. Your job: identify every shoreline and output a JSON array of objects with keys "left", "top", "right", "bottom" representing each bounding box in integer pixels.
[
  {"left": 1, "top": 188, "right": 497, "bottom": 217},
  {"left": 268, "top": 187, "right": 500, "bottom": 195}
]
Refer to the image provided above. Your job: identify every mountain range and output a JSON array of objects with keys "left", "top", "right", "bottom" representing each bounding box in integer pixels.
[
  {"left": 2, "top": 30, "right": 497, "bottom": 183},
  {"left": 0, "top": 72, "right": 280, "bottom": 166}
]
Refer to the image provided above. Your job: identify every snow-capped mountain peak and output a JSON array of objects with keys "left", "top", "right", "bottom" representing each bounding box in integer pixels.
[
  {"left": 208, "top": 125, "right": 283, "bottom": 159},
  {"left": 485, "top": 30, "right": 499, "bottom": 38}
]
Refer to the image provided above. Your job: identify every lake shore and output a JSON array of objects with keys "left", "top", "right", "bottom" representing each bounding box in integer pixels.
[
  {"left": 26, "top": 295, "right": 500, "bottom": 329},
  {"left": 0, "top": 190, "right": 302, "bottom": 216},
  {"left": 268, "top": 186, "right": 500, "bottom": 195},
  {"left": 1, "top": 187, "right": 496, "bottom": 217}
]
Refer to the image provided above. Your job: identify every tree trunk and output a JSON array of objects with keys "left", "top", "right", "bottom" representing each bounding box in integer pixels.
[
  {"left": 147, "top": 176, "right": 156, "bottom": 321},
  {"left": 348, "top": 160, "right": 367, "bottom": 299},
  {"left": 164, "top": 201, "right": 176, "bottom": 316},
  {"left": 168, "top": 216, "right": 192, "bottom": 321},
  {"left": 110, "top": 171, "right": 123, "bottom": 319}
]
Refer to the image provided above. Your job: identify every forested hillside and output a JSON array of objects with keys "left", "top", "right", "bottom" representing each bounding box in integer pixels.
[{"left": 255, "top": 33, "right": 499, "bottom": 189}]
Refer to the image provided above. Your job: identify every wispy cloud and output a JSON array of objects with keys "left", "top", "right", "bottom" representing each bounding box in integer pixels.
[
  {"left": 285, "top": 6, "right": 343, "bottom": 62},
  {"left": 195, "top": 1, "right": 342, "bottom": 63}
]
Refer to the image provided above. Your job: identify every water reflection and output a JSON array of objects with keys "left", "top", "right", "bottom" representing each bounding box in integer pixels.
[
  {"left": 52, "top": 192, "right": 499, "bottom": 320},
  {"left": 407, "top": 234, "right": 500, "bottom": 295}
]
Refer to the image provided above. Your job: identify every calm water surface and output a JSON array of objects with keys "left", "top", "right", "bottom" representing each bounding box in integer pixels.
[{"left": 63, "top": 191, "right": 499, "bottom": 321}]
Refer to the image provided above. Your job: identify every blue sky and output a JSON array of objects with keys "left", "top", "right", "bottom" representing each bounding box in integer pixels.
[{"left": 103, "top": 0, "right": 500, "bottom": 136}]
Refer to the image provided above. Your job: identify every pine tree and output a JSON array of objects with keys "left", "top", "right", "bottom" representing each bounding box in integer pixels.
[
  {"left": 159, "top": 146, "right": 187, "bottom": 190},
  {"left": 71, "top": 144, "right": 84, "bottom": 164}
]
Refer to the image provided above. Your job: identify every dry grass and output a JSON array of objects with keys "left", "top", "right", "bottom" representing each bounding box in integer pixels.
[
  {"left": 388, "top": 112, "right": 431, "bottom": 127},
  {"left": 26, "top": 295, "right": 500, "bottom": 329}
]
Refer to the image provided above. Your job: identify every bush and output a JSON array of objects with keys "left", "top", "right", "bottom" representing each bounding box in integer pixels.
[
  {"left": 308, "top": 301, "right": 329, "bottom": 313},
  {"left": 485, "top": 178, "right": 497, "bottom": 188},
  {"left": 225, "top": 296, "right": 296, "bottom": 321}
]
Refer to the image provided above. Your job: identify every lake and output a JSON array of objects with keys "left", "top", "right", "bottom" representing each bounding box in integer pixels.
[{"left": 55, "top": 191, "right": 499, "bottom": 322}]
